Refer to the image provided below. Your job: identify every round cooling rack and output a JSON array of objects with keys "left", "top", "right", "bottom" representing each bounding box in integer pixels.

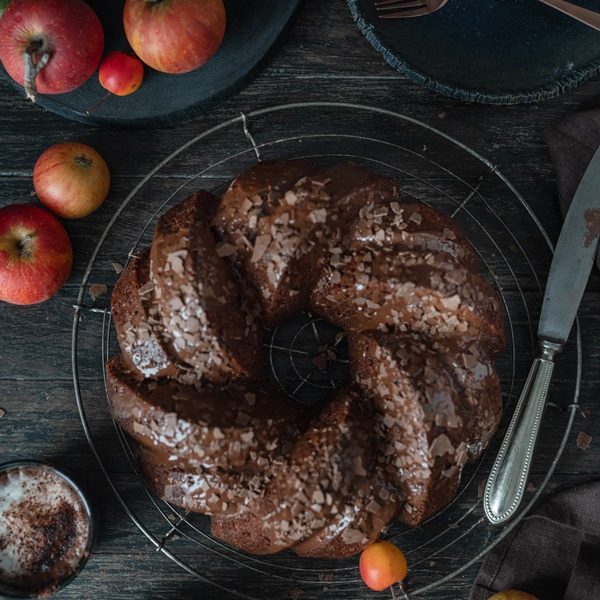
[{"left": 72, "top": 103, "right": 582, "bottom": 599}]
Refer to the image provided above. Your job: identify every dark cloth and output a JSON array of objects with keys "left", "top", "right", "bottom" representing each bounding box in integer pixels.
[
  {"left": 545, "top": 109, "right": 600, "bottom": 269},
  {"left": 470, "top": 481, "right": 600, "bottom": 600}
]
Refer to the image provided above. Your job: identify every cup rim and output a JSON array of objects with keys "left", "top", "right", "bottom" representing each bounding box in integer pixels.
[{"left": 0, "top": 460, "right": 95, "bottom": 598}]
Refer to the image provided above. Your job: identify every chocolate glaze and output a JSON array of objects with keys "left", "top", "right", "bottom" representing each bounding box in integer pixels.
[
  {"left": 311, "top": 246, "right": 504, "bottom": 352},
  {"left": 106, "top": 356, "right": 300, "bottom": 471},
  {"left": 214, "top": 161, "right": 400, "bottom": 326},
  {"left": 347, "top": 201, "right": 479, "bottom": 271},
  {"left": 212, "top": 387, "right": 397, "bottom": 557},
  {"left": 348, "top": 332, "right": 501, "bottom": 525},
  {"left": 151, "top": 192, "right": 263, "bottom": 383}
]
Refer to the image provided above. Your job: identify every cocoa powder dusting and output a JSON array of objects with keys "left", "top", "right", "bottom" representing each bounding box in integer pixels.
[
  {"left": 12, "top": 498, "right": 78, "bottom": 576},
  {"left": 584, "top": 208, "right": 600, "bottom": 247}
]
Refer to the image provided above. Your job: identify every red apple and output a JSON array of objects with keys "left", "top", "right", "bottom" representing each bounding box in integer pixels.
[
  {"left": 99, "top": 51, "right": 144, "bottom": 96},
  {"left": 0, "top": 204, "right": 72, "bottom": 305},
  {"left": 33, "top": 142, "right": 111, "bottom": 219},
  {"left": 0, "top": 0, "right": 104, "bottom": 101},
  {"left": 123, "top": 0, "right": 226, "bottom": 74}
]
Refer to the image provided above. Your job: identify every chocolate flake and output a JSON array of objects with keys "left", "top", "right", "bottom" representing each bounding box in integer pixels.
[
  {"left": 89, "top": 283, "right": 107, "bottom": 301},
  {"left": 216, "top": 243, "right": 236, "bottom": 258},
  {"left": 429, "top": 434, "right": 454, "bottom": 457},
  {"left": 251, "top": 234, "right": 271, "bottom": 262},
  {"left": 577, "top": 431, "right": 592, "bottom": 450},
  {"left": 312, "top": 353, "right": 329, "bottom": 370}
]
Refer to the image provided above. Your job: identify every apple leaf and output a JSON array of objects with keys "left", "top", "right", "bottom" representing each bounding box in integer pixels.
[{"left": 0, "top": 0, "right": 9, "bottom": 17}]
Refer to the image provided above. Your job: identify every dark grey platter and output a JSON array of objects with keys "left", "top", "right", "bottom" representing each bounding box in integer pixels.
[
  {"left": 347, "top": 0, "right": 600, "bottom": 104},
  {"left": 0, "top": 0, "right": 300, "bottom": 127}
]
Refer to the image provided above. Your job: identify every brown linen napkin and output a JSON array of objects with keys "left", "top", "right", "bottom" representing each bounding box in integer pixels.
[
  {"left": 545, "top": 109, "right": 600, "bottom": 269},
  {"left": 470, "top": 481, "right": 600, "bottom": 600}
]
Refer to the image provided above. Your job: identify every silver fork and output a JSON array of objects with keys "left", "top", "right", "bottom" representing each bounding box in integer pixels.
[
  {"left": 538, "top": 0, "right": 600, "bottom": 31},
  {"left": 375, "top": 0, "right": 448, "bottom": 19}
]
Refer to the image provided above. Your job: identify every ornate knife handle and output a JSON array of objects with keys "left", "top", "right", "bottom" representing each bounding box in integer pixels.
[{"left": 484, "top": 340, "right": 562, "bottom": 524}]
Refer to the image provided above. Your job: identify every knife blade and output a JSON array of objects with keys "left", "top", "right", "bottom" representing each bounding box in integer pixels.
[
  {"left": 484, "top": 144, "right": 600, "bottom": 525},
  {"left": 539, "top": 143, "right": 600, "bottom": 344}
]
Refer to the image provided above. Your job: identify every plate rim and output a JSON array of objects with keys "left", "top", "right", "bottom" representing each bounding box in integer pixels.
[{"left": 346, "top": 0, "right": 600, "bottom": 105}]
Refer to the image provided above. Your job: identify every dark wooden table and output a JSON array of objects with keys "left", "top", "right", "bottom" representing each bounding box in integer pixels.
[{"left": 1, "top": 2, "right": 599, "bottom": 599}]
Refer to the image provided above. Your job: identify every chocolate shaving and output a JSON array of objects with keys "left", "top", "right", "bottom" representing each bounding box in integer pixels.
[
  {"left": 112, "top": 262, "right": 123, "bottom": 274},
  {"left": 251, "top": 234, "right": 271, "bottom": 263},
  {"left": 89, "top": 283, "right": 107, "bottom": 301},
  {"left": 216, "top": 243, "right": 236, "bottom": 258},
  {"left": 0, "top": 407, "right": 5, "bottom": 418},
  {"left": 429, "top": 434, "right": 454, "bottom": 457},
  {"left": 312, "top": 353, "right": 329, "bottom": 371},
  {"left": 577, "top": 431, "right": 592, "bottom": 450}
]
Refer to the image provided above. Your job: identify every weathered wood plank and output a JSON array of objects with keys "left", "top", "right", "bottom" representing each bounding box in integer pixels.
[{"left": 1, "top": 0, "right": 600, "bottom": 597}]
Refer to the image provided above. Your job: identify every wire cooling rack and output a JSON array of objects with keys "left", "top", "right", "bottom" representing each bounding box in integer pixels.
[{"left": 71, "top": 103, "right": 581, "bottom": 599}]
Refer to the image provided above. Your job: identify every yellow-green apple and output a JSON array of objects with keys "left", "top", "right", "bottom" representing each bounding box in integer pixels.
[
  {"left": 0, "top": 204, "right": 72, "bottom": 305},
  {"left": 33, "top": 142, "right": 110, "bottom": 219},
  {"left": 0, "top": 0, "right": 104, "bottom": 101},
  {"left": 359, "top": 541, "right": 408, "bottom": 591},
  {"left": 123, "top": 0, "right": 226, "bottom": 74}
]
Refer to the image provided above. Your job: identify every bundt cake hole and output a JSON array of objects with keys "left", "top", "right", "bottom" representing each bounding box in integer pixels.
[{"left": 265, "top": 312, "right": 350, "bottom": 406}]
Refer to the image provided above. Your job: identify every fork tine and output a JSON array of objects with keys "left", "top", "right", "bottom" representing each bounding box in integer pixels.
[
  {"left": 375, "top": 0, "right": 422, "bottom": 5},
  {"left": 377, "top": 2, "right": 426, "bottom": 11},
  {"left": 379, "top": 10, "right": 429, "bottom": 17},
  {"left": 375, "top": 0, "right": 447, "bottom": 19}
]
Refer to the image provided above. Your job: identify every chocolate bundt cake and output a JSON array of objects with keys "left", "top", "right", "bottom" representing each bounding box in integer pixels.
[{"left": 107, "top": 160, "right": 505, "bottom": 559}]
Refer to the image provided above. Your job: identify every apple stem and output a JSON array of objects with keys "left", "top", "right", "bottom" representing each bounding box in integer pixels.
[
  {"left": 75, "top": 154, "right": 93, "bottom": 168},
  {"left": 85, "top": 91, "right": 112, "bottom": 116},
  {"left": 16, "top": 233, "right": 34, "bottom": 258},
  {"left": 23, "top": 46, "right": 50, "bottom": 103}
]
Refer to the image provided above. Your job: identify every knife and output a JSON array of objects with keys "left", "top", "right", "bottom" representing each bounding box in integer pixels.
[{"left": 484, "top": 144, "right": 600, "bottom": 525}]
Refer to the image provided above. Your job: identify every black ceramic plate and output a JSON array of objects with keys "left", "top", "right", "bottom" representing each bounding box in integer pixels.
[
  {"left": 347, "top": 0, "right": 600, "bottom": 104},
  {"left": 0, "top": 0, "right": 300, "bottom": 126}
]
